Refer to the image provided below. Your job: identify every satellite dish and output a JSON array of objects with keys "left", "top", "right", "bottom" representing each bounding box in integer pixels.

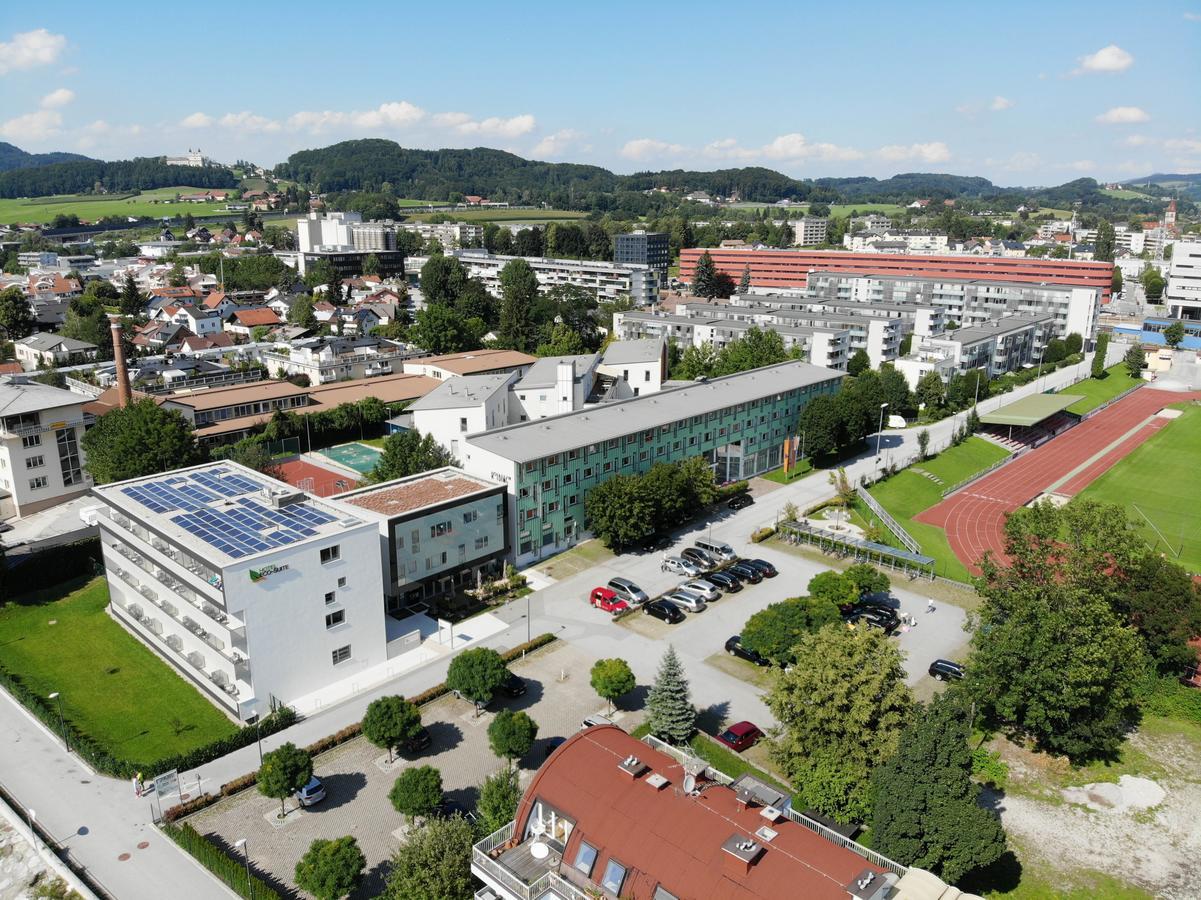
[{"left": 683, "top": 773, "right": 697, "bottom": 793}]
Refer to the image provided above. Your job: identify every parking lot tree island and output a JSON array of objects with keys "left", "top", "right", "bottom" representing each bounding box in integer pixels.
[
  {"left": 361, "top": 695, "right": 424, "bottom": 764},
  {"left": 294, "top": 836, "right": 366, "bottom": 900},
  {"left": 590, "top": 658, "right": 636, "bottom": 714},
  {"left": 258, "top": 743, "right": 314, "bottom": 820},
  {"left": 389, "top": 765, "right": 444, "bottom": 824},
  {"left": 488, "top": 709, "right": 539, "bottom": 769},
  {"left": 445, "top": 647, "right": 510, "bottom": 714}
]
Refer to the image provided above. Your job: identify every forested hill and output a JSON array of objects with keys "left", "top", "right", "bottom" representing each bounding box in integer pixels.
[
  {"left": 0, "top": 157, "right": 237, "bottom": 199},
  {"left": 0, "top": 142, "right": 93, "bottom": 173}
]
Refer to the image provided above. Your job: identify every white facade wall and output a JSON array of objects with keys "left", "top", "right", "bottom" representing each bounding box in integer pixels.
[
  {"left": 596, "top": 358, "right": 661, "bottom": 396},
  {"left": 412, "top": 390, "right": 513, "bottom": 462},
  {"left": 296, "top": 212, "right": 362, "bottom": 252},
  {"left": 0, "top": 398, "right": 89, "bottom": 520},
  {"left": 1166, "top": 238, "right": 1201, "bottom": 319}
]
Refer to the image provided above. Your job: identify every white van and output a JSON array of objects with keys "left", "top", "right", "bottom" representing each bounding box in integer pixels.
[{"left": 695, "top": 537, "right": 738, "bottom": 562}]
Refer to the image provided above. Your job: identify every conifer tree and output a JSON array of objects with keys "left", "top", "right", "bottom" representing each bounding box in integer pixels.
[{"left": 646, "top": 646, "right": 696, "bottom": 744}]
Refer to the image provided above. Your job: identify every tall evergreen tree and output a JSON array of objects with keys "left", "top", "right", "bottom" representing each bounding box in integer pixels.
[
  {"left": 691, "top": 250, "right": 717, "bottom": 298},
  {"left": 1091, "top": 331, "right": 1110, "bottom": 378},
  {"left": 646, "top": 645, "right": 696, "bottom": 744},
  {"left": 496, "top": 258, "right": 539, "bottom": 351},
  {"left": 1094, "top": 221, "right": 1116, "bottom": 262},
  {"left": 119, "top": 272, "right": 144, "bottom": 316},
  {"left": 737, "top": 264, "right": 752, "bottom": 293},
  {"left": 1123, "top": 344, "right": 1145, "bottom": 379}
]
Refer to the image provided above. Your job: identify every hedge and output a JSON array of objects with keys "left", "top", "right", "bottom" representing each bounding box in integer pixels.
[
  {"left": 750, "top": 527, "right": 775, "bottom": 543},
  {"left": 161, "top": 823, "right": 283, "bottom": 900},
  {"left": 3, "top": 537, "right": 103, "bottom": 594}
]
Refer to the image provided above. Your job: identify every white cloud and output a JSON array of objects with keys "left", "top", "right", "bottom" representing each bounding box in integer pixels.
[
  {"left": 180, "top": 112, "right": 214, "bottom": 128},
  {"left": 1096, "top": 106, "right": 1150, "bottom": 124},
  {"left": 532, "top": 129, "right": 586, "bottom": 158},
  {"left": 1184, "top": 11, "right": 1201, "bottom": 20},
  {"left": 990, "top": 96, "right": 1014, "bottom": 111},
  {"left": 1166, "top": 138, "right": 1201, "bottom": 154},
  {"left": 876, "top": 142, "right": 952, "bottom": 163},
  {"left": 437, "top": 113, "right": 536, "bottom": 138},
  {"left": 620, "top": 138, "right": 687, "bottom": 161},
  {"left": 1073, "top": 44, "right": 1134, "bottom": 75},
  {"left": 0, "top": 29, "right": 67, "bottom": 75},
  {"left": 352, "top": 101, "right": 425, "bottom": 129},
  {"left": 40, "top": 88, "right": 74, "bottom": 109},
  {"left": 701, "top": 133, "right": 863, "bottom": 162},
  {"left": 0, "top": 109, "right": 63, "bottom": 141},
  {"left": 1122, "top": 134, "right": 1152, "bottom": 146},
  {"left": 432, "top": 112, "right": 472, "bottom": 128},
  {"left": 219, "top": 111, "right": 281, "bottom": 133}
]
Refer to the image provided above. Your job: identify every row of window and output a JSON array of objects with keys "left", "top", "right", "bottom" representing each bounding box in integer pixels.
[{"left": 572, "top": 839, "right": 677, "bottom": 899}]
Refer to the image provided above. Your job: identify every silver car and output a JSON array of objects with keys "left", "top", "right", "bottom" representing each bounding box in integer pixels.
[
  {"left": 662, "top": 556, "right": 703, "bottom": 577},
  {"left": 607, "top": 577, "right": 649, "bottom": 605},
  {"left": 684, "top": 579, "right": 721, "bottom": 602},
  {"left": 666, "top": 589, "right": 708, "bottom": 613}
]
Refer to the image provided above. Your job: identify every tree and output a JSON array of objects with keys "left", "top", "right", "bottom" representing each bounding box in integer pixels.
[
  {"left": 535, "top": 322, "right": 587, "bottom": 357},
  {"left": 1123, "top": 344, "right": 1145, "bottom": 380},
  {"left": 1112, "top": 266, "right": 1123, "bottom": 294},
  {"left": 496, "top": 258, "right": 539, "bottom": 351},
  {"left": 445, "top": 647, "right": 509, "bottom": 712},
  {"left": 672, "top": 342, "right": 718, "bottom": 380},
  {"left": 0, "top": 286, "right": 35, "bottom": 340},
  {"left": 369, "top": 430, "right": 453, "bottom": 481},
  {"left": 1091, "top": 331, "right": 1110, "bottom": 378},
  {"left": 362, "top": 253, "right": 381, "bottom": 278},
  {"left": 362, "top": 695, "right": 423, "bottom": 763},
  {"left": 258, "top": 743, "right": 313, "bottom": 819},
  {"left": 798, "top": 393, "right": 843, "bottom": 458},
  {"left": 871, "top": 692, "right": 1007, "bottom": 885},
  {"left": 1064, "top": 332, "right": 1084, "bottom": 355},
  {"left": 915, "top": 370, "right": 946, "bottom": 412},
  {"left": 584, "top": 473, "right": 655, "bottom": 550},
  {"left": 1041, "top": 338, "right": 1067, "bottom": 365},
  {"left": 81, "top": 398, "right": 204, "bottom": 484},
  {"left": 712, "top": 327, "right": 790, "bottom": 376},
  {"left": 1141, "top": 267, "right": 1165, "bottom": 301},
  {"left": 917, "top": 428, "right": 931, "bottom": 460},
  {"left": 488, "top": 709, "right": 538, "bottom": 768},
  {"left": 843, "top": 563, "right": 890, "bottom": 598},
  {"left": 409, "top": 303, "right": 481, "bottom": 355},
  {"left": 420, "top": 255, "right": 466, "bottom": 306},
  {"left": 294, "top": 836, "right": 366, "bottom": 900},
  {"left": 383, "top": 815, "right": 476, "bottom": 900},
  {"left": 119, "top": 272, "right": 144, "bottom": 316},
  {"left": 476, "top": 769, "right": 523, "bottom": 837},
  {"left": 691, "top": 250, "right": 718, "bottom": 298},
  {"left": 737, "top": 264, "right": 752, "bottom": 293},
  {"left": 767, "top": 624, "right": 911, "bottom": 822},
  {"left": 1094, "top": 221, "right": 1116, "bottom": 262},
  {"left": 847, "top": 348, "right": 871, "bottom": 376},
  {"left": 389, "top": 765, "right": 443, "bottom": 823},
  {"left": 741, "top": 597, "right": 841, "bottom": 665},
  {"left": 288, "top": 294, "right": 318, "bottom": 329},
  {"left": 1163, "top": 320, "right": 1186, "bottom": 349},
  {"left": 590, "top": 658, "right": 636, "bottom": 713},
  {"left": 646, "top": 646, "right": 696, "bottom": 744}
]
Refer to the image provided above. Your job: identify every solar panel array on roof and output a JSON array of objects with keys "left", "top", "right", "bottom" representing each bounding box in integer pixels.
[{"left": 118, "top": 468, "right": 338, "bottom": 559}]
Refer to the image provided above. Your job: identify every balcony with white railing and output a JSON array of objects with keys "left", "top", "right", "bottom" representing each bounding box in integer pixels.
[
  {"left": 97, "top": 507, "right": 224, "bottom": 595},
  {"left": 471, "top": 823, "right": 593, "bottom": 900}
]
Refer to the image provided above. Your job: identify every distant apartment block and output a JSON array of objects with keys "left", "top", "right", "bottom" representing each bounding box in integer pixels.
[
  {"left": 895, "top": 313, "right": 1056, "bottom": 390},
  {"left": 398, "top": 222, "right": 484, "bottom": 249},
  {"left": 793, "top": 216, "right": 828, "bottom": 246},
  {"left": 614, "top": 231, "right": 670, "bottom": 285}
]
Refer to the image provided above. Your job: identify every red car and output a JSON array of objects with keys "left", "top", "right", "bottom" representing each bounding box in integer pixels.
[
  {"left": 590, "top": 587, "right": 630, "bottom": 614},
  {"left": 715, "top": 721, "right": 764, "bottom": 753}
]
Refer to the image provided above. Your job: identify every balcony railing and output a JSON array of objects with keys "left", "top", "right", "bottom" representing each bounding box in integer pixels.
[{"left": 472, "top": 823, "right": 592, "bottom": 900}]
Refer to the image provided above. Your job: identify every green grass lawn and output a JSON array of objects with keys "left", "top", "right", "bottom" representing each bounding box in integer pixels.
[
  {"left": 1100, "top": 188, "right": 1151, "bottom": 201},
  {"left": 1075, "top": 404, "right": 1201, "bottom": 570},
  {"left": 865, "top": 436, "right": 1010, "bottom": 581},
  {"left": 408, "top": 208, "right": 587, "bottom": 224},
  {"left": 628, "top": 723, "right": 790, "bottom": 794},
  {"left": 0, "top": 578, "right": 237, "bottom": 763},
  {"left": 829, "top": 203, "right": 905, "bottom": 218},
  {"left": 1060, "top": 363, "right": 1142, "bottom": 415},
  {"left": 760, "top": 459, "right": 814, "bottom": 485},
  {"left": 0, "top": 186, "right": 239, "bottom": 225}
]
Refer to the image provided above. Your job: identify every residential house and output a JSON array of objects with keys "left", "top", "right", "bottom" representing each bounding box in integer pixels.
[
  {"left": 225, "top": 307, "right": 282, "bottom": 339},
  {"left": 13, "top": 333, "right": 99, "bottom": 370}
]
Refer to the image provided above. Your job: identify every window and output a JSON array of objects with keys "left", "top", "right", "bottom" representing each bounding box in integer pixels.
[
  {"left": 582, "top": 467, "right": 593, "bottom": 478},
  {"left": 320, "top": 545, "right": 340, "bottom": 564},
  {"left": 653, "top": 888, "right": 679, "bottom": 900},
  {"left": 496, "top": 503, "right": 504, "bottom": 522},
  {"left": 324, "top": 591, "right": 336, "bottom": 605},
  {"left": 573, "top": 842, "right": 598, "bottom": 877},
  {"left": 325, "top": 609, "right": 345, "bottom": 628},
  {"left": 459, "top": 544, "right": 466, "bottom": 562},
  {"left": 601, "top": 859, "right": 627, "bottom": 895},
  {"left": 644, "top": 370, "right": 651, "bottom": 382},
  {"left": 337, "top": 577, "right": 347, "bottom": 588},
  {"left": 29, "top": 476, "right": 48, "bottom": 490},
  {"left": 331, "top": 645, "right": 351, "bottom": 665},
  {"left": 474, "top": 535, "right": 489, "bottom": 550},
  {"left": 25, "top": 455, "right": 44, "bottom": 469},
  {"left": 462, "top": 510, "right": 478, "bottom": 524},
  {"left": 21, "top": 434, "right": 40, "bottom": 449},
  {"left": 459, "top": 417, "right": 468, "bottom": 432},
  {"left": 431, "top": 521, "right": 452, "bottom": 537}
]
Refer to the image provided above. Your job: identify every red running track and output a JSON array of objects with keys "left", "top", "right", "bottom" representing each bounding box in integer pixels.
[{"left": 917, "top": 388, "right": 1201, "bottom": 575}]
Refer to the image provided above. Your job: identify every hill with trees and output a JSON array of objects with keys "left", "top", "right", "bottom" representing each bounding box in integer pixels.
[
  {"left": 0, "top": 142, "right": 93, "bottom": 173},
  {"left": 0, "top": 157, "right": 236, "bottom": 199}
]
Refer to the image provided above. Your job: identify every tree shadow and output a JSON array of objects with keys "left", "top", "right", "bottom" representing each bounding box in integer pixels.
[
  {"left": 529, "top": 736, "right": 566, "bottom": 766},
  {"left": 696, "top": 700, "right": 732, "bottom": 736},
  {"left": 419, "top": 721, "right": 463, "bottom": 755},
  {"left": 307, "top": 771, "right": 366, "bottom": 812},
  {"left": 958, "top": 849, "right": 1023, "bottom": 896},
  {"left": 441, "top": 784, "right": 480, "bottom": 814},
  {"left": 352, "top": 857, "right": 392, "bottom": 900},
  {"left": 204, "top": 831, "right": 294, "bottom": 898},
  {"left": 499, "top": 677, "right": 544, "bottom": 713},
  {"left": 617, "top": 684, "right": 649, "bottom": 712}
]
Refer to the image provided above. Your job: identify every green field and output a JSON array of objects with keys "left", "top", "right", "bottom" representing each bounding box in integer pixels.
[
  {"left": 0, "top": 578, "right": 237, "bottom": 763},
  {"left": 1100, "top": 188, "right": 1151, "bottom": 200},
  {"left": 864, "top": 436, "right": 1011, "bottom": 581},
  {"left": 829, "top": 203, "right": 905, "bottom": 218},
  {"left": 0, "top": 186, "right": 238, "bottom": 225},
  {"left": 1059, "top": 363, "right": 1142, "bottom": 415},
  {"left": 1075, "top": 404, "right": 1201, "bottom": 571},
  {"left": 408, "top": 208, "right": 587, "bottom": 224}
]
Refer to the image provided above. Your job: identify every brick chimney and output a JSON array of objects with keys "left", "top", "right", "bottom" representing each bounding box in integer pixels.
[{"left": 110, "top": 318, "right": 132, "bottom": 409}]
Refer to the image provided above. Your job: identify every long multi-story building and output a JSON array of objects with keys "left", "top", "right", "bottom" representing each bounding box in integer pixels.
[
  {"left": 614, "top": 231, "right": 670, "bottom": 285},
  {"left": 0, "top": 378, "right": 91, "bottom": 520},
  {"left": 460, "top": 360, "right": 842, "bottom": 565},
  {"left": 409, "top": 250, "right": 660, "bottom": 306},
  {"left": 398, "top": 221, "right": 484, "bottom": 250},
  {"left": 1166, "top": 237, "right": 1201, "bottom": 321},
  {"left": 792, "top": 217, "right": 828, "bottom": 246},
  {"left": 894, "top": 313, "right": 1055, "bottom": 390}
]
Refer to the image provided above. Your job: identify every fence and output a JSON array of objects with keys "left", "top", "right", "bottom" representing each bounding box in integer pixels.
[{"left": 854, "top": 485, "right": 920, "bottom": 553}]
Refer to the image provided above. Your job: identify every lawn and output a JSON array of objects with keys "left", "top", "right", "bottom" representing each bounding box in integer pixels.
[
  {"left": 1059, "top": 363, "right": 1142, "bottom": 415},
  {"left": 760, "top": 459, "right": 814, "bottom": 485},
  {"left": 407, "top": 208, "right": 587, "bottom": 224},
  {"left": 0, "top": 186, "right": 239, "bottom": 225},
  {"left": 0, "top": 578, "right": 237, "bottom": 763},
  {"left": 628, "top": 723, "right": 790, "bottom": 795},
  {"left": 1075, "top": 404, "right": 1201, "bottom": 571},
  {"left": 1100, "top": 188, "right": 1151, "bottom": 201},
  {"left": 828, "top": 203, "right": 905, "bottom": 218},
  {"left": 865, "top": 436, "right": 1011, "bottom": 581},
  {"left": 532, "top": 539, "right": 615, "bottom": 581}
]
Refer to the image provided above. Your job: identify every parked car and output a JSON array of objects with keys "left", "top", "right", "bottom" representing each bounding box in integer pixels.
[
  {"left": 684, "top": 579, "right": 721, "bottom": 602},
  {"left": 590, "top": 587, "right": 631, "bottom": 614},
  {"left": 404, "top": 726, "right": 433, "bottom": 753},
  {"left": 695, "top": 537, "right": 738, "bottom": 562},
  {"left": 847, "top": 607, "right": 899, "bottom": 635},
  {"left": 499, "top": 671, "right": 527, "bottom": 697},
  {"left": 715, "top": 721, "right": 764, "bottom": 753},
  {"left": 544, "top": 736, "right": 567, "bottom": 759},
  {"left": 582, "top": 714, "right": 613, "bottom": 729},
  {"left": 681, "top": 546, "right": 718, "bottom": 570},
  {"left": 727, "top": 493, "right": 754, "bottom": 511},
  {"left": 644, "top": 599, "right": 686, "bottom": 624},
  {"left": 728, "top": 561, "right": 764, "bottom": 584},
  {"left": 929, "top": 659, "right": 965, "bottom": 681},
  {"left": 665, "top": 589, "right": 707, "bottom": 613},
  {"left": 706, "top": 571, "right": 742, "bottom": 593},
  {"left": 662, "top": 556, "right": 703, "bottom": 577},
  {"left": 607, "top": 577, "right": 649, "bottom": 606},
  {"left": 725, "top": 635, "right": 769, "bottom": 666},
  {"left": 296, "top": 776, "right": 326, "bottom": 807},
  {"left": 437, "top": 797, "right": 479, "bottom": 823},
  {"left": 745, "top": 558, "right": 778, "bottom": 578}
]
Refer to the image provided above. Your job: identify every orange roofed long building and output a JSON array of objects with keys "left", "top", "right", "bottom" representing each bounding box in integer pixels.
[{"left": 473, "top": 724, "right": 982, "bottom": 900}]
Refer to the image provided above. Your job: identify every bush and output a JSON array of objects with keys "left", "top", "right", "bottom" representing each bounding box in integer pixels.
[
  {"left": 750, "top": 526, "right": 775, "bottom": 543},
  {"left": 3, "top": 538, "right": 102, "bottom": 593},
  {"left": 162, "top": 823, "right": 283, "bottom": 899},
  {"left": 970, "top": 748, "right": 1009, "bottom": 790},
  {"left": 1139, "top": 675, "right": 1201, "bottom": 724},
  {"left": 162, "top": 792, "right": 218, "bottom": 823}
]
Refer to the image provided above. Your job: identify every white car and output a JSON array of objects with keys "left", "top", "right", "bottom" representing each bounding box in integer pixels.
[
  {"left": 662, "top": 556, "right": 703, "bottom": 577},
  {"left": 684, "top": 580, "right": 721, "bottom": 602},
  {"left": 665, "top": 589, "right": 707, "bottom": 613}
]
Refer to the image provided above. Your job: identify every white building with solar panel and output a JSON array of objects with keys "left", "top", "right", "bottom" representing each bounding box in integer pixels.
[{"left": 89, "top": 462, "right": 386, "bottom": 721}]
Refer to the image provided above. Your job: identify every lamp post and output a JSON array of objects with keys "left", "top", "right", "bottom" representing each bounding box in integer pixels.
[
  {"left": 234, "top": 839, "right": 250, "bottom": 890},
  {"left": 255, "top": 718, "right": 263, "bottom": 765},
  {"left": 48, "top": 692, "right": 69, "bottom": 753},
  {"left": 875, "top": 403, "right": 889, "bottom": 468}
]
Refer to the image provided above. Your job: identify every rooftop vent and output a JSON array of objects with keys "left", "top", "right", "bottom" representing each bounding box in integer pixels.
[
  {"left": 645, "top": 773, "right": 669, "bottom": 790},
  {"left": 618, "top": 755, "right": 648, "bottom": 778},
  {"left": 269, "top": 490, "right": 306, "bottom": 509},
  {"left": 754, "top": 825, "right": 778, "bottom": 843},
  {"left": 720, "top": 834, "right": 764, "bottom": 868},
  {"left": 759, "top": 805, "right": 782, "bottom": 822}
]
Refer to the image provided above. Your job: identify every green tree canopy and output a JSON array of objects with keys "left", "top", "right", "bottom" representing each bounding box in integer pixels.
[
  {"left": 368, "top": 430, "right": 453, "bottom": 482},
  {"left": 119, "top": 272, "right": 144, "bottom": 316},
  {"left": 590, "top": 658, "right": 636, "bottom": 713},
  {"left": 534, "top": 321, "right": 587, "bottom": 357},
  {"left": 488, "top": 709, "right": 538, "bottom": 768},
  {"left": 496, "top": 258, "right": 539, "bottom": 351},
  {"left": 476, "top": 769, "right": 523, "bottom": 838},
  {"left": 843, "top": 563, "right": 890, "bottom": 598},
  {"left": 389, "top": 765, "right": 443, "bottom": 823},
  {"left": 847, "top": 348, "right": 871, "bottom": 376},
  {"left": 1123, "top": 344, "right": 1145, "bottom": 379},
  {"left": 294, "top": 836, "right": 366, "bottom": 900},
  {"left": 289, "top": 294, "right": 318, "bottom": 328},
  {"left": 257, "top": 742, "right": 313, "bottom": 819},
  {"left": 1091, "top": 332, "right": 1110, "bottom": 379},
  {"left": 446, "top": 647, "right": 509, "bottom": 711},
  {"left": 420, "top": 254, "right": 467, "bottom": 306},
  {"left": 81, "top": 398, "right": 204, "bottom": 484},
  {"left": 0, "top": 286, "right": 35, "bottom": 340},
  {"left": 409, "top": 303, "right": 485, "bottom": 355},
  {"left": 362, "top": 695, "right": 424, "bottom": 763},
  {"left": 383, "top": 815, "right": 476, "bottom": 900},
  {"left": 646, "top": 645, "right": 696, "bottom": 744},
  {"left": 691, "top": 250, "right": 718, "bottom": 298},
  {"left": 805, "top": 570, "right": 860, "bottom": 608},
  {"left": 741, "top": 597, "right": 841, "bottom": 665},
  {"left": 1163, "top": 320, "right": 1186, "bottom": 349}
]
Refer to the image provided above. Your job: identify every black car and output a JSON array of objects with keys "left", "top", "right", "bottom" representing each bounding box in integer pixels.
[
  {"left": 847, "top": 607, "right": 899, "bottom": 635},
  {"left": 725, "top": 635, "right": 770, "bottom": 666},
  {"left": 644, "top": 599, "right": 686, "bottom": 624},
  {"left": 929, "top": 659, "right": 965, "bottom": 681},
  {"left": 706, "top": 571, "right": 742, "bottom": 593},
  {"left": 745, "top": 558, "right": 778, "bottom": 578},
  {"left": 499, "top": 672, "right": 527, "bottom": 697},
  {"left": 727, "top": 493, "right": 754, "bottom": 511},
  {"left": 728, "top": 561, "right": 764, "bottom": 584},
  {"left": 404, "top": 726, "right": 433, "bottom": 754}
]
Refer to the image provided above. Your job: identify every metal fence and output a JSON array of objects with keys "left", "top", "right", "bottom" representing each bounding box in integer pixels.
[{"left": 854, "top": 485, "right": 921, "bottom": 553}]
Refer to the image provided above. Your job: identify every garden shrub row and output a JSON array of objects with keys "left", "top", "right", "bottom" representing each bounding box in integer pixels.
[
  {"left": 161, "top": 823, "right": 283, "bottom": 900},
  {"left": 3, "top": 537, "right": 103, "bottom": 594}
]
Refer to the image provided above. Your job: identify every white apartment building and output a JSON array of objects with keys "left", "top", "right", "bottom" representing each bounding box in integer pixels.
[
  {"left": 1166, "top": 237, "right": 1201, "bottom": 320},
  {"left": 13, "top": 333, "right": 99, "bottom": 371},
  {"left": 792, "top": 216, "right": 828, "bottom": 246},
  {"left": 1038, "top": 220, "right": 1074, "bottom": 239},
  {"left": 406, "top": 373, "right": 520, "bottom": 462},
  {"left": 894, "top": 314, "right": 1055, "bottom": 390},
  {"left": 89, "top": 463, "right": 387, "bottom": 720},
  {"left": 398, "top": 222, "right": 484, "bottom": 249},
  {"left": 408, "top": 250, "right": 660, "bottom": 306},
  {"left": 0, "top": 378, "right": 91, "bottom": 520},
  {"left": 296, "top": 211, "right": 362, "bottom": 252},
  {"left": 261, "top": 336, "right": 415, "bottom": 384},
  {"left": 1074, "top": 225, "right": 1146, "bottom": 255},
  {"left": 842, "top": 230, "right": 950, "bottom": 253}
]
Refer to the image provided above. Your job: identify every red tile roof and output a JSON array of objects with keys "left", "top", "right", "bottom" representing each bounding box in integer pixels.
[
  {"left": 231, "top": 308, "right": 281, "bottom": 327},
  {"left": 203, "top": 291, "right": 227, "bottom": 308}
]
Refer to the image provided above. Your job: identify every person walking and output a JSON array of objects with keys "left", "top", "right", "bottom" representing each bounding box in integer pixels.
[{"left": 926, "top": 598, "right": 936, "bottom": 614}]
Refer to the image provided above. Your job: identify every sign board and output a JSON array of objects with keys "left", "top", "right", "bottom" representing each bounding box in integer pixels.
[
  {"left": 154, "top": 769, "right": 179, "bottom": 798},
  {"left": 249, "top": 563, "right": 290, "bottom": 583}
]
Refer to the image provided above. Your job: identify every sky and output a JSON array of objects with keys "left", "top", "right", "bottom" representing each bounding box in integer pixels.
[{"left": 1, "top": 1, "right": 1199, "bottom": 187}]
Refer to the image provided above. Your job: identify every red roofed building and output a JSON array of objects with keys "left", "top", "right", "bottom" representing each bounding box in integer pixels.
[
  {"left": 473, "top": 725, "right": 979, "bottom": 900},
  {"left": 225, "top": 307, "right": 282, "bottom": 338}
]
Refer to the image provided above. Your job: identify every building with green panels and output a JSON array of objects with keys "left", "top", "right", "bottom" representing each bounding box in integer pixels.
[{"left": 461, "top": 360, "right": 843, "bottom": 565}]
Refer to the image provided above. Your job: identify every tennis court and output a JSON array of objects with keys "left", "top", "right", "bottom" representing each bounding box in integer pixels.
[{"left": 318, "top": 442, "right": 383, "bottom": 475}]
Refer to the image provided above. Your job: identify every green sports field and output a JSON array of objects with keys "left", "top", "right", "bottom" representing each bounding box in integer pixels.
[
  {"left": 1059, "top": 363, "right": 1142, "bottom": 415},
  {"left": 1075, "top": 404, "right": 1201, "bottom": 571},
  {"left": 0, "top": 186, "right": 241, "bottom": 225}
]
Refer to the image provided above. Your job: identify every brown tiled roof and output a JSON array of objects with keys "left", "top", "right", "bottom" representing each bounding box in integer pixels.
[
  {"left": 232, "top": 308, "right": 281, "bottom": 326},
  {"left": 406, "top": 348, "right": 535, "bottom": 376},
  {"left": 203, "top": 291, "right": 227, "bottom": 308},
  {"left": 340, "top": 470, "right": 496, "bottom": 516},
  {"left": 159, "top": 379, "right": 308, "bottom": 412},
  {"left": 83, "top": 386, "right": 151, "bottom": 417},
  {"left": 305, "top": 373, "right": 438, "bottom": 411},
  {"left": 0, "top": 361, "right": 22, "bottom": 375}
]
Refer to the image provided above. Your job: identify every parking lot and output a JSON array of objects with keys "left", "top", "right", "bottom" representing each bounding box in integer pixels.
[{"left": 187, "top": 641, "right": 614, "bottom": 899}]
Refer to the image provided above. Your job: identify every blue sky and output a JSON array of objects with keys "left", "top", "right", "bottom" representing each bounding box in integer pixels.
[{"left": 1, "top": 1, "right": 1199, "bottom": 185}]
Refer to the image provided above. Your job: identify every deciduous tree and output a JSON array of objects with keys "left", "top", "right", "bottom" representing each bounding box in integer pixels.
[
  {"left": 0, "top": 286, "right": 35, "bottom": 340},
  {"left": 446, "top": 647, "right": 509, "bottom": 712},
  {"left": 383, "top": 815, "right": 475, "bottom": 900},
  {"left": 496, "top": 258, "right": 539, "bottom": 351},
  {"left": 369, "top": 430, "right": 453, "bottom": 482},
  {"left": 258, "top": 743, "right": 313, "bottom": 819},
  {"left": 476, "top": 769, "right": 522, "bottom": 837},
  {"left": 488, "top": 709, "right": 538, "bottom": 768},
  {"left": 847, "top": 348, "right": 871, "bottom": 376},
  {"left": 741, "top": 597, "right": 841, "bottom": 665},
  {"left": 389, "top": 765, "right": 443, "bottom": 823},
  {"left": 1163, "top": 320, "right": 1186, "bottom": 349},
  {"left": 81, "top": 398, "right": 204, "bottom": 484},
  {"left": 294, "top": 836, "right": 366, "bottom": 900},
  {"left": 590, "top": 658, "right": 636, "bottom": 713},
  {"left": 362, "top": 695, "right": 423, "bottom": 763}
]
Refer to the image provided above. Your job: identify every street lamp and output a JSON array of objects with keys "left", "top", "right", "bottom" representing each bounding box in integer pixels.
[
  {"left": 48, "top": 692, "right": 69, "bottom": 753},
  {"left": 234, "top": 839, "right": 250, "bottom": 890},
  {"left": 875, "top": 403, "right": 889, "bottom": 466},
  {"left": 254, "top": 718, "right": 263, "bottom": 765}
]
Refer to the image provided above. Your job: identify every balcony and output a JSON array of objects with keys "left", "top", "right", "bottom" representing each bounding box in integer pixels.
[{"left": 472, "top": 823, "right": 592, "bottom": 900}]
